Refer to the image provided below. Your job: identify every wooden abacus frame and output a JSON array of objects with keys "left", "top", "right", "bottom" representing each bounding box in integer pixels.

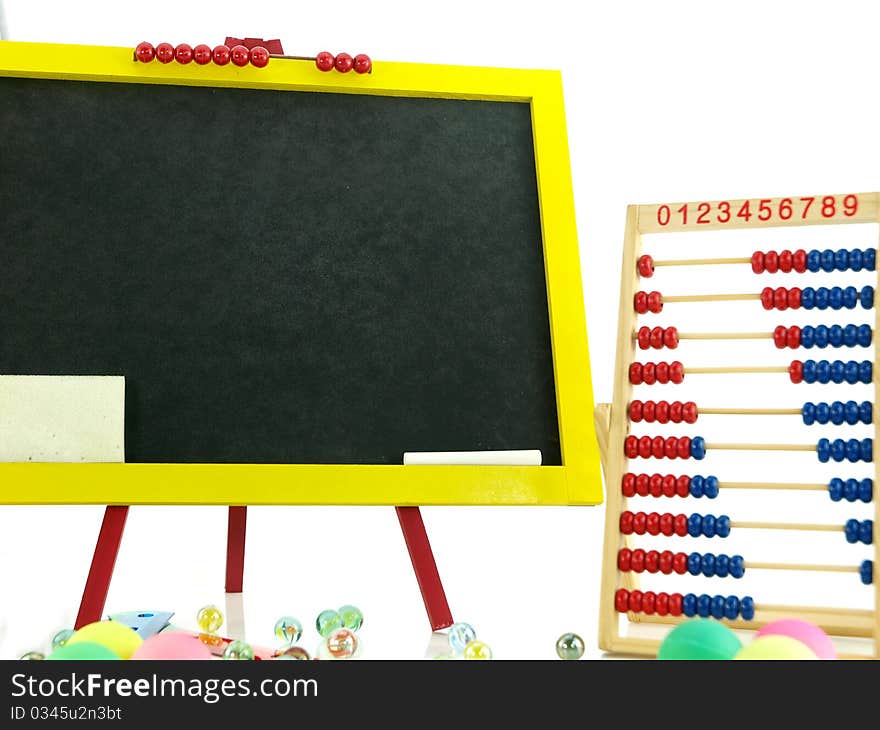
[{"left": 595, "top": 192, "right": 880, "bottom": 658}]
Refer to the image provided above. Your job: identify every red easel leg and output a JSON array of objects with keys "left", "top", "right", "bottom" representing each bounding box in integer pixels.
[
  {"left": 75, "top": 505, "right": 129, "bottom": 629},
  {"left": 225, "top": 506, "right": 247, "bottom": 593},
  {"left": 395, "top": 506, "right": 453, "bottom": 631}
]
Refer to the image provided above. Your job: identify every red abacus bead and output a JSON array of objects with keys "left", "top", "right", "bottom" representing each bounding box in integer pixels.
[
  {"left": 638, "top": 435, "right": 652, "bottom": 458},
  {"left": 650, "top": 326, "right": 664, "bottom": 349},
  {"left": 764, "top": 250, "right": 779, "bottom": 273},
  {"left": 645, "top": 550, "right": 660, "bottom": 572},
  {"left": 682, "top": 401, "right": 698, "bottom": 424},
  {"left": 655, "top": 361, "right": 670, "bottom": 383},
  {"left": 673, "top": 516, "right": 688, "bottom": 537},
  {"left": 659, "top": 511, "right": 675, "bottom": 534},
  {"left": 335, "top": 52, "right": 354, "bottom": 72},
  {"left": 629, "top": 400, "right": 644, "bottom": 422},
  {"left": 664, "top": 437, "right": 678, "bottom": 459},
  {"left": 655, "top": 592, "right": 670, "bottom": 616},
  {"left": 628, "top": 590, "right": 643, "bottom": 613},
  {"left": 642, "top": 362, "right": 656, "bottom": 385},
  {"left": 632, "top": 512, "right": 647, "bottom": 535},
  {"left": 628, "top": 363, "right": 643, "bottom": 385},
  {"left": 135, "top": 41, "right": 155, "bottom": 63},
  {"left": 155, "top": 42, "right": 175, "bottom": 63},
  {"left": 621, "top": 473, "right": 637, "bottom": 497},
  {"left": 637, "top": 326, "right": 652, "bottom": 350},
  {"left": 676, "top": 475, "right": 691, "bottom": 497},
  {"left": 778, "top": 249, "right": 793, "bottom": 272},
  {"left": 230, "top": 45, "right": 250, "bottom": 67},
  {"left": 661, "top": 475, "right": 676, "bottom": 498},
  {"left": 788, "top": 287, "right": 801, "bottom": 308},
  {"left": 637, "top": 255, "right": 655, "bottom": 278},
  {"left": 751, "top": 251, "right": 765, "bottom": 274},
  {"left": 658, "top": 550, "right": 674, "bottom": 574},
  {"left": 630, "top": 549, "right": 646, "bottom": 572},
  {"left": 669, "top": 361, "right": 684, "bottom": 383},
  {"left": 676, "top": 436, "right": 691, "bottom": 459},
  {"left": 672, "top": 551, "right": 688, "bottom": 573},
  {"left": 615, "top": 589, "right": 630, "bottom": 613},
  {"left": 787, "top": 325, "right": 801, "bottom": 348},
  {"left": 353, "top": 53, "right": 372, "bottom": 74},
  {"left": 250, "top": 46, "right": 270, "bottom": 67},
  {"left": 193, "top": 44, "right": 213, "bottom": 65},
  {"left": 619, "top": 511, "right": 634, "bottom": 534},
  {"left": 663, "top": 327, "right": 679, "bottom": 349},
  {"left": 669, "top": 593, "right": 684, "bottom": 616},
  {"left": 634, "top": 291, "right": 648, "bottom": 314},
  {"left": 668, "top": 400, "right": 682, "bottom": 423},
  {"left": 647, "top": 291, "right": 663, "bottom": 313},
  {"left": 174, "top": 43, "right": 193, "bottom": 64},
  {"left": 624, "top": 435, "right": 638, "bottom": 458},
  {"left": 617, "top": 548, "right": 632, "bottom": 571},
  {"left": 642, "top": 591, "right": 657, "bottom": 615},
  {"left": 655, "top": 400, "right": 670, "bottom": 424},
  {"left": 760, "top": 287, "right": 774, "bottom": 310},
  {"left": 651, "top": 436, "right": 665, "bottom": 459},
  {"left": 635, "top": 473, "right": 650, "bottom": 496},
  {"left": 648, "top": 474, "right": 663, "bottom": 498},
  {"left": 315, "top": 51, "right": 336, "bottom": 71},
  {"left": 212, "top": 44, "right": 231, "bottom": 65},
  {"left": 642, "top": 400, "right": 656, "bottom": 422},
  {"left": 773, "top": 286, "right": 788, "bottom": 310},
  {"left": 773, "top": 325, "right": 788, "bottom": 349},
  {"left": 789, "top": 360, "right": 803, "bottom": 384},
  {"left": 792, "top": 249, "right": 807, "bottom": 273}
]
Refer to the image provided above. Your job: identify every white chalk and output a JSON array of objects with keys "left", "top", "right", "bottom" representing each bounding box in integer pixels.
[{"left": 403, "top": 449, "right": 542, "bottom": 465}]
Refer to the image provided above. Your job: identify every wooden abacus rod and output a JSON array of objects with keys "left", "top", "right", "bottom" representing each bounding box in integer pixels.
[
  {"left": 677, "top": 331, "right": 775, "bottom": 340},
  {"left": 704, "top": 441, "right": 816, "bottom": 452},
  {"left": 699, "top": 407, "right": 803, "bottom": 416},
  {"left": 757, "top": 604, "right": 870, "bottom": 618},
  {"left": 662, "top": 293, "right": 759, "bottom": 303},
  {"left": 731, "top": 520, "right": 843, "bottom": 532},
  {"left": 652, "top": 256, "right": 751, "bottom": 268},
  {"left": 745, "top": 561, "right": 859, "bottom": 573},
  {"left": 719, "top": 480, "right": 826, "bottom": 491},
  {"left": 687, "top": 365, "right": 789, "bottom": 374}
]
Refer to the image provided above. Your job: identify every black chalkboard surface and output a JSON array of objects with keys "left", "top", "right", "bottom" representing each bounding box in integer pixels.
[{"left": 0, "top": 76, "right": 561, "bottom": 465}]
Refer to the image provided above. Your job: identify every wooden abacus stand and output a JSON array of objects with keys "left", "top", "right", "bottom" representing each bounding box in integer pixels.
[{"left": 594, "top": 192, "right": 880, "bottom": 658}]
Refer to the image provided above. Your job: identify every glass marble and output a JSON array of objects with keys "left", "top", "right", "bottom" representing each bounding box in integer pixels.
[
  {"left": 274, "top": 616, "right": 303, "bottom": 645},
  {"left": 316, "top": 609, "right": 343, "bottom": 638},
  {"left": 276, "top": 646, "right": 311, "bottom": 661},
  {"left": 448, "top": 622, "right": 477, "bottom": 654},
  {"left": 197, "top": 605, "right": 224, "bottom": 634},
  {"left": 338, "top": 604, "right": 363, "bottom": 632},
  {"left": 222, "top": 639, "right": 254, "bottom": 660},
  {"left": 51, "top": 628, "right": 75, "bottom": 650},
  {"left": 20, "top": 651, "right": 45, "bottom": 660},
  {"left": 555, "top": 632, "right": 585, "bottom": 660},
  {"left": 463, "top": 640, "right": 492, "bottom": 660},
  {"left": 326, "top": 628, "right": 358, "bottom": 659}
]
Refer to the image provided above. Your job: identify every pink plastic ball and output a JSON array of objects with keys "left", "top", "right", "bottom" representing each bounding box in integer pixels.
[
  {"left": 131, "top": 632, "right": 213, "bottom": 660},
  {"left": 755, "top": 619, "right": 837, "bottom": 659}
]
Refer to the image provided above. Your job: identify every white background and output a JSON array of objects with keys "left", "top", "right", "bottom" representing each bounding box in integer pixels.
[{"left": 0, "top": 0, "right": 878, "bottom": 660}]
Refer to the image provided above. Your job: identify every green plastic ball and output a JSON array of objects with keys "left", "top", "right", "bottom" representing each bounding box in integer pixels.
[
  {"left": 51, "top": 628, "right": 75, "bottom": 650},
  {"left": 316, "top": 609, "right": 342, "bottom": 638},
  {"left": 733, "top": 635, "right": 818, "bottom": 660},
  {"left": 222, "top": 640, "right": 254, "bottom": 660},
  {"left": 555, "top": 632, "right": 585, "bottom": 660},
  {"left": 274, "top": 616, "right": 303, "bottom": 645},
  {"left": 47, "top": 642, "right": 119, "bottom": 660},
  {"left": 338, "top": 604, "right": 363, "bottom": 632},
  {"left": 657, "top": 619, "right": 743, "bottom": 660}
]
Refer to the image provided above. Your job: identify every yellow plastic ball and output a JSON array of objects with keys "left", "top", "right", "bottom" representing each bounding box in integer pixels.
[
  {"left": 733, "top": 635, "right": 817, "bottom": 660},
  {"left": 67, "top": 621, "right": 142, "bottom": 659},
  {"left": 463, "top": 639, "right": 493, "bottom": 660},
  {"left": 197, "top": 605, "right": 224, "bottom": 634}
]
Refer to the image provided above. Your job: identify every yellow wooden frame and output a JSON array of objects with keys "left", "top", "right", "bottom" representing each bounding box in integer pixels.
[{"left": 0, "top": 41, "right": 601, "bottom": 507}]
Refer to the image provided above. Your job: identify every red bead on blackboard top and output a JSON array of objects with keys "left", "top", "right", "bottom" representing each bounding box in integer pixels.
[
  {"left": 335, "top": 52, "right": 354, "bottom": 73},
  {"left": 230, "top": 45, "right": 251, "bottom": 67},
  {"left": 193, "top": 44, "right": 213, "bottom": 65},
  {"left": 175, "top": 43, "right": 194, "bottom": 64},
  {"left": 155, "top": 42, "right": 175, "bottom": 64},
  {"left": 135, "top": 41, "right": 155, "bottom": 63},
  {"left": 250, "top": 46, "right": 270, "bottom": 68},
  {"left": 353, "top": 53, "right": 372, "bottom": 74},
  {"left": 212, "top": 44, "right": 231, "bottom": 65},
  {"left": 315, "top": 51, "right": 336, "bottom": 72}
]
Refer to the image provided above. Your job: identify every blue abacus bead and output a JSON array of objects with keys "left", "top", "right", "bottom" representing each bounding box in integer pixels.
[
  {"left": 860, "top": 560, "right": 874, "bottom": 585},
  {"left": 842, "top": 400, "right": 859, "bottom": 425},
  {"left": 843, "top": 478, "right": 859, "bottom": 503},
  {"left": 701, "top": 514, "right": 716, "bottom": 538},
  {"left": 801, "top": 326, "right": 815, "bottom": 348},
  {"left": 845, "top": 518, "right": 860, "bottom": 543},
  {"left": 829, "top": 401, "right": 844, "bottom": 425},
  {"left": 740, "top": 596, "right": 755, "bottom": 621},
  {"left": 830, "top": 439, "right": 846, "bottom": 462},
  {"left": 858, "top": 401, "right": 872, "bottom": 424},
  {"left": 860, "top": 285, "right": 874, "bottom": 309},
  {"left": 849, "top": 249, "right": 863, "bottom": 271},
  {"left": 803, "top": 360, "right": 817, "bottom": 384},
  {"left": 696, "top": 594, "right": 711, "bottom": 618},
  {"left": 829, "top": 325, "right": 844, "bottom": 347},
  {"left": 715, "top": 554, "right": 730, "bottom": 578},
  {"left": 690, "top": 436, "right": 706, "bottom": 460},
  {"left": 864, "top": 248, "right": 876, "bottom": 271},
  {"left": 802, "top": 286, "right": 816, "bottom": 309},
  {"left": 835, "top": 248, "right": 849, "bottom": 271},
  {"left": 814, "top": 326, "right": 828, "bottom": 348},
  {"left": 723, "top": 596, "right": 740, "bottom": 620},
  {"left": 710, "top": 595, "right": 725, "bottom": 620},
  {"left": 859, "top": 520, "right": 873, "bottom": 545},
  {"left": 703, "top": 476, "right": 719, "bottom": 499},
  {"left": 815, "top": 359, "right": 830, "bottom": 383},
  {"left": 815, "top": 402, "right": 831, "bottom": 424},
  {"left": 860, "top": 438, "right": 873, "bottom": 462},
  {"left": 730, "top": 555, "right": 745, "bottom": 579},
  {"left": 843, "top": 324, "right": 858, "bottom": 348},
  {"left": 836, "top": 360, "right": 852, "bottom": 384},
  {"left": 815, "top": 287, "right": 830, "bottom": 310},
  {"left": 689, "top": 475, "right": 705, "bottom": 498},
  {"left": 806, "top": 250, "right": 821, "bottom": 273},
  {"left": 701, "top": 553, "right": 716, "bottom": 577},
  {"left": 828, "top": 478, "right": 844, "bottom": 502},
  {"left": 687, "top": 552, "right": 702, "bottom": 576},
  {"left": 682, "top": 593, "right": 697, "bottom": 617},
  {"left": 859, "top": 479, "right": 873, "bottom": 503},
  {"left": 857, "top": 325, "right": 872, "bottom": 347},
  {"left": 842, "top": 287, "right": 858, "bottom": 310},
  {"left": 817, "top": 438, "right": 831, "bottom": 463},
  {"left": 845, "top": 439, "right": 861, "bottom": 463},
  {"left": 715, "top": 515, "right": 731, "bottom": 538},
  {"left": 802, "top": 402, "right": 816, "bottom": 425},
  {"left": 858, "top": 361, "right": 872, "bottom": 384},
  {"left": 828, "top": 288, "right": 843, "bottom": 311},
  {"left": 687, "top": 513, "right": 703, "bottom": 537},
  {"left": 820, "top": 249, "right": 835, "bottom": 272}
]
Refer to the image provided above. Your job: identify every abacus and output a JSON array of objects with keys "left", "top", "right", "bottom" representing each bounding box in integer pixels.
[{"left": 596, "top": 192, "right": 879, "bottom": 657}]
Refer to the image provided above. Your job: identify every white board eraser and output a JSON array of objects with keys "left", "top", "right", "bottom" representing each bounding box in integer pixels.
[{"left": 403, "top": 449, "right": 542, "bottom": 465}]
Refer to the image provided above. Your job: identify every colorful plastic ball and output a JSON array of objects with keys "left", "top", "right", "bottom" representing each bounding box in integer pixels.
[
  {"left": 334, "top": 52, "right": 354, "bottom": 73},
  {"left": 230, "top": 45, "right": 250, "bottom": 67},
  {"left": 755, "top": 619, "right": 836, "bottom": 659},
  {"left": 448, "top": 622, "right": 477, "bottom": 654},
  {"left": 338, "top": 604, "right": 363, "bottom": 632},
  {"left": 657, "top": 618, "right": 742, "bottom": 660},
  {"left": 212, "top": 45, "right": 231, "bottom": 66},
  {"left": 223, "top": 640, "right": 254, "bottom": 660},
  {"left": 135, "top": 42, "right": 155, "bottom": 63},
  {"left": 316, "top": 609, "right": 343, "bottom": 638},
  {"left": 326, "top": 628, "right": 358, "bottom": 659},
  {"left": 555, "top": 632, "right": 585, "bottom": 660},
  {"left": 274, "top": 616, "right": 303, "bottom": 645},
  {"left": 47, "top": 642, "right": 119, "bottom": 660},
  {"left": 193, "top": 44, "right": 213, "bottom": 65},
  {"left": 155, "top": 42, "right": 175, "bottom": 64},
  {"left": 275, "top": 646, "right": 311, "bottom": 661},
  {"left": 174, "top": 43, "right": 193, "bottom": 64},
  {"left": 51, "top": 628, "right": 75, "bottom": 650},
  {"left": 734, "top": 635, "right": 818, "bottom": 660},
  {"left": 463, "top": 640, "right": 492, "bottom": 660},
  {"left": 20, "top": 651, "right": 45, "bottom": 660},
  {"left": 249, "top": 46, "right": 270, "bottom": 68},
  {"left": 353, "top": 54, "right": 372, "bottom": 74},
  {"left": 315, "top": 51, "right": 335, "bottom": 72},
  {"left": 130, "top": 632, "right": 213, "bottom": 660},
  {"left": 197, "top": 605, "right": 224, "bottom": 634},
  {"left": 67, "top": 621, "right": 142, "bottom": 660}
]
